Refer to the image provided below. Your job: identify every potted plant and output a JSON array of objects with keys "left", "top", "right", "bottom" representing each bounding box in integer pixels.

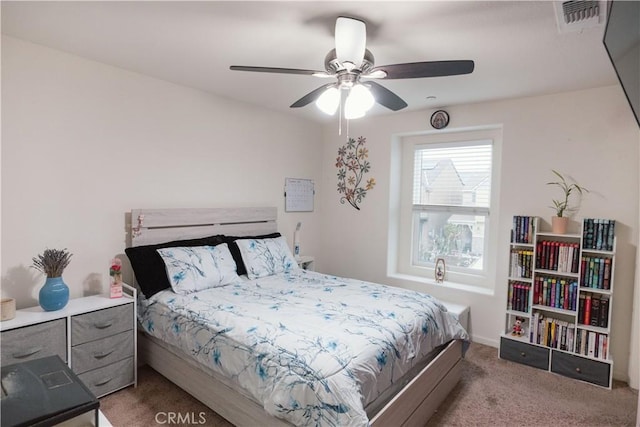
[
  {"left": 32, "top": 248, "right": 72, "bottom": 311},
  {"left": 547, "top": 170, "right": 589, "bottom": 234}
]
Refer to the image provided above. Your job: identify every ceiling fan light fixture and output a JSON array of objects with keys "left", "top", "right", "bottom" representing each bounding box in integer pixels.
[
  {"left": 344, "top": 84, "right": 374, "bottom": 119},
  {"left": 315, "top": 86, "right": 340, "bottom": 115}
]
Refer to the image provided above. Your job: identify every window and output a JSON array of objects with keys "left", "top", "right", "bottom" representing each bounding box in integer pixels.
[
  {"left": 391, "top": 127, "right": 500, "bottom": 290},
  {"left": 412, "top": 142, "right": 492, "bottom": 273}
]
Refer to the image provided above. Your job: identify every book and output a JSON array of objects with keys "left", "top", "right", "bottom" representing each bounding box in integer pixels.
[
  {"left": 567, "top": 327, "right": 575, "bottom": 352},
  {"left": 584, "top": 218, "right": 594, "bottom": 249},
  {"left": 597, "top": 258, "right": 605, "bottom": 289},
  {"left": 588, "top": 331, "right": 596, "bottom": 357},
  {"left": 531, "top": 312, "right": 540, "bottom": 344},
  {"left": 597, "top": 333, "right": 604, "bottom": 359},
  {"left": 571, "top": 243, "right": 580, "bottom": 273},
  {"left": 584, "top": 294, "right": 592, "bottom": 326},
  {"left": 578, "top": 293, "right": 585, "bottom": 324},
  {"left": 508, "top": 282, "right": 514, "bottom": 310},
  {"left": 590, "top": 296, "right": 601, "bottom": 326},
  {"left": 607, "top": 220, "right": 615, "bottom": 251},
  {"left": 596, "top": 219, "right": 604, "bottom": 250},
  {"left": 599, "top": 296, "right": 609, "bottom": 328},
  {"left": 603, "top": 258, "right": 611, "bottom": 289}
]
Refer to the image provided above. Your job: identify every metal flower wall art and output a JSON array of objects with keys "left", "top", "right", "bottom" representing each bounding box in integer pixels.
[{"left": 336, "top": 136, "right": 376, "bottom": 210}]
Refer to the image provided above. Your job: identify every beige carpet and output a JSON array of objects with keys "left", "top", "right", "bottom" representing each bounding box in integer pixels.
[{"left": 100, "top": 342, "right": 637, "bottom": 426}]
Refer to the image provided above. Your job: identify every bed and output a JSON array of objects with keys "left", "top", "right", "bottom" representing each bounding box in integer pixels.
[{"left": 127, "top": 207, "right": 469, "bottom": 426}]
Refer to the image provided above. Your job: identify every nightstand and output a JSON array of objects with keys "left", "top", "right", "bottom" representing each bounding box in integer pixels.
[
  {"left": 297, "top": 256, "right": 315, "bottom": 271},
  {"left": 0, "top": 284, "right": 137, "bottom": 398}
]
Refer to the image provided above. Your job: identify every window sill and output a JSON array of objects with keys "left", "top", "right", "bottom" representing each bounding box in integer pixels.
[{"left": 387, "top": 272, "right": 495, "bottom": 296}]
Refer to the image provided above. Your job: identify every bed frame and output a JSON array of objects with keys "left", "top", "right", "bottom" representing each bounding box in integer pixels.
[{"left": 131, "top": 207, "right": 463, "bottom": 427}]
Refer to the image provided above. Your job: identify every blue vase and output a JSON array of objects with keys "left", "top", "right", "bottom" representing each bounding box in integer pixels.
[{"left": 39, "top": 277, "right": 69, "bottom": 311}]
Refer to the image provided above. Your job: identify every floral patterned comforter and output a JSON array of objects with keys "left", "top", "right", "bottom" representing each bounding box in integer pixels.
[{"left": 138, "top": 269, "right": 468, "bottom": 426}]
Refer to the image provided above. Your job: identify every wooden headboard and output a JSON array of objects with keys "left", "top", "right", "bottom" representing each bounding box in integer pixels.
[{"left": 130, "top": 207, "right": 278, "bottom": 246}]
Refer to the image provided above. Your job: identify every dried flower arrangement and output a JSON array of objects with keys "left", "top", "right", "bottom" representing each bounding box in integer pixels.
[{"left": 32, "top": 248, "right": 72, "bottom": 278}]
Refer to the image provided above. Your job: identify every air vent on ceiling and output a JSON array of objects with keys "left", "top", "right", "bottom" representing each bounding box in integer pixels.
[{"left": 554, "top": 0, "right": 606, "bottom": 34}]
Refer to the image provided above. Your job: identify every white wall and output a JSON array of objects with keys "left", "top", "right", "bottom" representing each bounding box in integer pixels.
[
  {"left": 3, "top": 34, "right": 638, "bottom": 388},
  {"left": 319, "top": 86, "right": 640, "bottom": 383},
  {"left": 1, "top": 36, "right": 324, "bottom": 307}
]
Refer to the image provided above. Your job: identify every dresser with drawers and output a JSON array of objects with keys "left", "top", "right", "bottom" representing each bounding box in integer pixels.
[{"left": 0, "top": 285, "right": 137, "bottom": 397}]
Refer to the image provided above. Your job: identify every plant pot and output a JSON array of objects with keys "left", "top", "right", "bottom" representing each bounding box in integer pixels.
[
  {"left": 39, "top": 277, "right": 69, "bottom": 311},
  {"left": 0, "top": 298, "right": 16, "bottom": 321},
  {"left": 551, "top": 216, "right": 569, "bottom": 234}
]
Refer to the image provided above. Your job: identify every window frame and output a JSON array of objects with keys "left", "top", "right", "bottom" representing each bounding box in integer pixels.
[{"left": 392, "top": 126, "right": 502, "bottom": 291}]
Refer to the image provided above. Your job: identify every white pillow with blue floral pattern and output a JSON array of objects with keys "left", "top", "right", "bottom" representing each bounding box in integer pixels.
[
  {"left": 235, "top": 236, "right": 299, "bottom": 279},
  {"left": 157, "top": 243, "right": 239, "bottom": 294}
]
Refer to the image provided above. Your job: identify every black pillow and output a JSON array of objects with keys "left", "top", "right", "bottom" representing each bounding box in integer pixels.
[
  {"left": 224, "top": 232, "right": 281, "bottom": 276},
  {"left": 125, "top": 234, "right": 226, "bottom": 298}
]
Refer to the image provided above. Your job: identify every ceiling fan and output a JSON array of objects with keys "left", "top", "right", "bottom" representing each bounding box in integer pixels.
[{"left": 230, "top": 17, "right": 474, "bottom": 119}]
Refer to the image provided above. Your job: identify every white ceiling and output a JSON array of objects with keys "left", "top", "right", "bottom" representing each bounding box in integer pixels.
[{"left": 1, "top": 1, "right": 617, "bottom": 123}]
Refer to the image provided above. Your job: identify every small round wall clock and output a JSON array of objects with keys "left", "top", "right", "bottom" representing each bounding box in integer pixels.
[{"left": 430, "top": 110, "right": 450, "bottom": 129}]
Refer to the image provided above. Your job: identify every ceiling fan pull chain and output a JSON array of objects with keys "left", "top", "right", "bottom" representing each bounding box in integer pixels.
[{"left": 338, "top": 98, "right": 343, "bottom": 136}]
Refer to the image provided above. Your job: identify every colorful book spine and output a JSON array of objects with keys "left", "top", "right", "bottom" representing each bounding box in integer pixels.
[
  {"left": 576, "top": 293, "right": 609, "bottom": 328},
  {"left": 509, "top": 281, "right": 530, "bottom": 313},
  {"left": 512, "top": 215, "right": 536, "bottom": 244},
  {"left": 533, "top": 276, "right": 578, "bottom": 310},
  {"left": 575, "top": 330, "right": 609, "bottom": 360},
  {"left": 535, "top": 240, "right": 580, "bottom": 273},
  {"left": 579, "top": 255, "right": 612, "bottom": 290},
  {"left": 530, "top": 313, "right": 576, "bottom": 350},
  {"left": 510, "top": 249, "right": 534, "bottom": 278},
  {"left": 583, "top": 218, "right": 616, "bottom": 251}
]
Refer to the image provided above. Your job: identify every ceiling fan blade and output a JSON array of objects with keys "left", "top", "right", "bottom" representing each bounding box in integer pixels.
[
  {"left": 335, "top": 17, "right": 366, "bottom": 68},
  {"left": 365, "top": 81, "right": 408, "bottom": 111},
  {"left": 370, "top": 60, "right": 475, "bottom": 79},
  {"left": 230, "top": 66, "right": 330, "bottom": 77},
  {"left": 290, "top": 84, "right": 335, "bottom": 108}
]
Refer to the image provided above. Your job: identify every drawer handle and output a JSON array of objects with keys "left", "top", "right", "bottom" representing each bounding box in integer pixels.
[
  {"left": 575, "top": 367, "right": 582, "bottom": 374},
  {"left": 12, "top": 347, "right": 42, "bottom": 359},
  {"left": 94, "top": 376, "right": 114, "bottom": 387},
  {"left": 94, "top": 321, "right": 113, "bottom": 329},
  {"left": 93, "top": 350, "right": 115, "bottom": 359},
  {"left": 520, "top": 352, "right": 526, "bottom": 358}
]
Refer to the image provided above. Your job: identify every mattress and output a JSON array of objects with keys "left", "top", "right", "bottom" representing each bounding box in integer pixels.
[{"left": 138, "top": 269, "right": 468, "bottom": 426}]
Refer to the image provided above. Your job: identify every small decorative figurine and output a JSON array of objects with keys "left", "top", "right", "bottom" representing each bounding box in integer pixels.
[
  {"left": 110, "top": 258, "right": 123, "bottom": 298},
  {"left": 512, "top": 317, "right": 525, "bottom": 337},
  {"left": 435, "top": 258, "right": 446, "bottom": 283}
]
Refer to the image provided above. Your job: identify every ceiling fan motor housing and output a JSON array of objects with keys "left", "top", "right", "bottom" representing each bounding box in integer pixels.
[{"left": 324, "top": 48, "right": 375, "bottom": 75}]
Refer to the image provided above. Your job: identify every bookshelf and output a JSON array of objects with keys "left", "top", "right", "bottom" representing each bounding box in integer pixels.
[{"left": 500, "top": 216, "right": 616, "bottom": 388}]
